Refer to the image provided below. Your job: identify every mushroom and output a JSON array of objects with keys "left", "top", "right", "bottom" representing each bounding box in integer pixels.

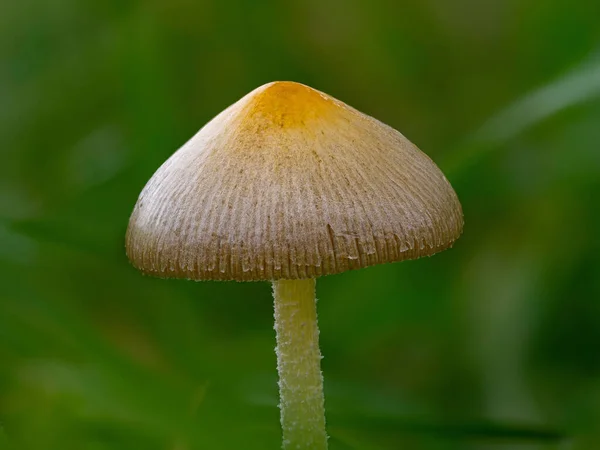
[{"left": 126, "top": 81, "right": 463, "bottom": 449}]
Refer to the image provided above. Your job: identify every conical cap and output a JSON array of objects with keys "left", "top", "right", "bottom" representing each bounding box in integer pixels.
[{"left": 126, "top": 81, "right": 463, "bottom": 281}]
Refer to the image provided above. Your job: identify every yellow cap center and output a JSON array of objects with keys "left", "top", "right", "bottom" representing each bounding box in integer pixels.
[{"left": 247, "top": 81, "right": 335, "bottom": 128}]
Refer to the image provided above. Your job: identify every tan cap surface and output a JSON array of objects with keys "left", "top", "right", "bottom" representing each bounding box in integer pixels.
[{"left": 126, "top": 81, "right": 463, "bottom": 281}]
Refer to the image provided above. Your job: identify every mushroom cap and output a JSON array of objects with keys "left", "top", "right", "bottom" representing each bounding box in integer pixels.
[{"left": 126, "top": 81, "right": 463, "bottom": 281}]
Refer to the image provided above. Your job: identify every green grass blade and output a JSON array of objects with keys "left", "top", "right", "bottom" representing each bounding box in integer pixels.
[{"left": 444, "top": 54, "right": 600, "bottom": 175}]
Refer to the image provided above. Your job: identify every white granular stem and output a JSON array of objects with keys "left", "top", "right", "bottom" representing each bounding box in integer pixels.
[{"left": 273, "top": 278, "right": 328, "bottom": 449}]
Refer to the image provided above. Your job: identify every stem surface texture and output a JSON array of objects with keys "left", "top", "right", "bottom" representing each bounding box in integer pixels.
[{"left": 273, "top": 278, "right": 327, "bottom": 450}]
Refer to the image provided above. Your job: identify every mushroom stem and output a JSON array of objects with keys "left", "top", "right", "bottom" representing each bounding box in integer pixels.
[{"left": 273, "top": 278, "right": 328, "bottom": 449}]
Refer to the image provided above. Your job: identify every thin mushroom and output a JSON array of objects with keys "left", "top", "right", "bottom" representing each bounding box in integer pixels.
[{"left": 126, "top": 81, "right": 463, "bottom": 449}]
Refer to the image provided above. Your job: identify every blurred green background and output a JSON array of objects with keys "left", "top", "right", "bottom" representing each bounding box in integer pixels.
[{"left": 2, "top": 0, "right": 600, "bottom": 449}]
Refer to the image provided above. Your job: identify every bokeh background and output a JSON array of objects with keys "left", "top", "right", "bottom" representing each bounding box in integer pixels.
[{"left": 2, "top": 0, "right": 600, "bottom": 449}]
